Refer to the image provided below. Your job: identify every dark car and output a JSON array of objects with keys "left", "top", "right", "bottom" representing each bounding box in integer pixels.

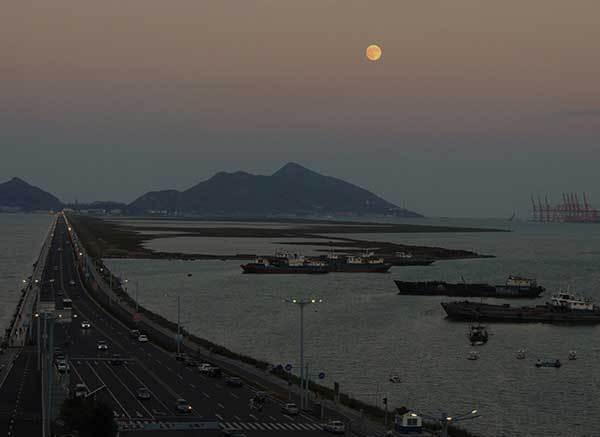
[
  {"left": 225, "top": 376, "right": 243, "bottom": 387},
  {"left": 109, "top": 354, "right": 124, "bottom": 365},
  {"left": 185, "top": 359, "right": 199, "bottom": 367},
  {"left": 175, "top": 353, "right": 188, "bottom": 361},
  {"left": 208, "top": 366, "right": 222, "bottom": 378}
]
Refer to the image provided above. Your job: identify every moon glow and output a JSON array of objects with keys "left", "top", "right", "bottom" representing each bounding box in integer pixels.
[{"left": 366, "top": 44, "right": 382, "bottom": 61}]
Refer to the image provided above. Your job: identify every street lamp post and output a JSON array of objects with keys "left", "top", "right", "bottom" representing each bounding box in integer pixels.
[{"left": 285, "top": 297, "right": 322, "bottom": 410}]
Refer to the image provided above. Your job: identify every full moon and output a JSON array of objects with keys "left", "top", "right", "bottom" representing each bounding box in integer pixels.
[{"left": 366, "top": 44, "right": 382, "bottom": 61}]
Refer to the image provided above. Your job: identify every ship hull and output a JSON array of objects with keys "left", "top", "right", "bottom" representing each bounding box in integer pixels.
[
  {"left": 441, "top": 301, "right": 600, "bottom": 324},
  {"left": 327, "top": 261, "right": 392, "bottom": 273},
  {"left": 395, "top": 280, "right": 544, "bottom": 298},
  {"left": 241, "top": 264, "right": 329, "bottom": 274}
]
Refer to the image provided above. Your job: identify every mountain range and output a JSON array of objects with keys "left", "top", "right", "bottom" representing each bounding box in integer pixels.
[
  {"left": 1, "top": 163, "right": 421, "bottom": 217},
  {"left": 0, "top": 177, "right": 62, "bottom": 211}
]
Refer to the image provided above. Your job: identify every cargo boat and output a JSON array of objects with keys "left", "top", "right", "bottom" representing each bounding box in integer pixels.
[
  {"left": 324, "top": 251, "right": 392, "bottom": 273},
  {"left": 441, "top": 291, "right": 600, "bottom": 324},
  {"left": 395, "top": 275, "right": 544, "bottom": 298},
  {"left": 241, "top": 255, "right": 328, "bottom": 274}
]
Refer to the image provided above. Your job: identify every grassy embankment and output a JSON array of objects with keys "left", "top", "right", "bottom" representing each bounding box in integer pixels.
[{"left": 69, "top": 215, "right": 502, "bottom": 261}]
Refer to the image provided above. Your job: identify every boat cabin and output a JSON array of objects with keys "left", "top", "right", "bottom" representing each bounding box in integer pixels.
[
  {"left": 506, "top": 275, "right": 536, "bottom": 288},
  {"left": 551, "top": 292, "right": 594, "bottom": 311},
  {"left": 394, "top": 411, "right": 423, "bottom": 434}
]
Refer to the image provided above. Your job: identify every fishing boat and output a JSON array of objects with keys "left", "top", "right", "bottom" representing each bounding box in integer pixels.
[{"left": 468, "top": 324, "right": 488, "bottom": 345}]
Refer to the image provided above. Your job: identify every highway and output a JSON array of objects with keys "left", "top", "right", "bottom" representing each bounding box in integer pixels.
[{"left": 52, "top": 215, "right": 336, "bottom": 436}]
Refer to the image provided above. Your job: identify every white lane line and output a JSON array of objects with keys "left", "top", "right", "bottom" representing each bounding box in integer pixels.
[
  {"left": 217, "top": 402, "right": 225, "bottom": 409},
  {"left": 121, "top": 361, "right": 173, "bottom": 413},
  {"left": 202, "top": 392, "right": 211, "bottom": 399},
  {"left": 269, "top": 415, "right": 277, "bottom": 421},
  {"left": 102, "top": 362, "right": 154, "bottom": 419},
  {"left": 215, "top": 413, "right": 223, "bottom": 420},
  {"left": 249, "top": 413, "right": 258, "bottom": 421},
  {"left": 234, "top": 415, "right": 242, "bottom": 421},
  {"left": 86, "top": 361, "right": 130, "bottom": 418},
  {"left": 189, "top": 383, "right": 196, "bottom": 389},
  {"left": 230, "top": 392, "right": 239, "bottom": 399},
  {"left": 177, "top": 374, "right": 183, "bottom": 380}
]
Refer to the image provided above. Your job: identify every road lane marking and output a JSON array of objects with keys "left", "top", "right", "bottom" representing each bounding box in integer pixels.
[
  {"left": 215, "top": 413, "right": 223, "bottom": 420},
  {"left": 86, "top": 361, "right": 129, "bottom": 418},
  {"left": 202, "top": 392, "right": 211, "bottom": 399},
  {"left": 217, "top": 403, "right": 225, "bottom": 409},
  {"left": 230, "top": 392, "right": 239, "bottom": 399},
  {"left": 103, "top": 362, "right": 154, "bottom": 419},
  {"left": 249, "top": 413, "right": 258, "bottom": 421},
  {"left": 122, "top": 363, "right": 172, "bottom": 412}
]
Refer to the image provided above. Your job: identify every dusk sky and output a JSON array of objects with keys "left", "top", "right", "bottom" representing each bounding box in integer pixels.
[{"left": 2, "top": 1, "right": 600, "bottom": 217}]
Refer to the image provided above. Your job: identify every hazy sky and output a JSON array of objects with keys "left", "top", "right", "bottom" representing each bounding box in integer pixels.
[{"left": 2, "top": 1, "right": 599, "bottom": 217}]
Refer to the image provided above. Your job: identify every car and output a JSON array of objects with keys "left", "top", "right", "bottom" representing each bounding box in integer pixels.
[
  {"left": 137, "top": 334, "right": 149, "bottom": 343},
  {"left": 56, "top": 360, "right": 69, "bottom": 373},
  {"left": 175, "top": 398, "right": 192, "bottom": 414},
  {"left": 97, "top": 340, "right": 108, "bottom": 351},
  {"left": 74, "top": 383, "right": 87, "bottom": 398},
  {"left": 198, "top": 363, "right": 213, "bottom": 374},
  {"left": 185, "top": 359, "right": 199, "bottom": 367},
  {"left": 80, "top": 321, "right": 91, "bottom": 329},
  {"left": 225, "top": 376, "right": 243, "bottom": 387},
  {"left": 130, "top": 329, "right": 141, "bottom": 339},
  {"left": 109, "top": 354, "right": 124, "bottom": 365},
  {"left": 323, "top": 420, "right": 345, "bottom": 434},
  {"left": 281, "top": 402, "right": 299, "bottom": 415},
  {"left": 208, "top": 366, "right": 222, "bottom": 378},
  {"left": 174, "top": 352, "right": 188, "bottom": 361},
  {"left": 136, "top": 387, "right": 151, "bottom": 400}
]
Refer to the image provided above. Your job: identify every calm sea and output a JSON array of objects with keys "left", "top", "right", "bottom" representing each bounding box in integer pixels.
[
  {"left": 0, "top": 213, "right": 53, "bottom": 332},
  {"left": 105, "top": 218, "right": 600, "bottom": 437},
  {"left": 4, "top": 214, "right": 599, "bottom": 436}
]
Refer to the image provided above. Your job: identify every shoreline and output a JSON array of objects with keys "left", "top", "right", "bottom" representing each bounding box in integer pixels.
[{"left": 69, "top": 215, "right": 498, "bottom": 263}]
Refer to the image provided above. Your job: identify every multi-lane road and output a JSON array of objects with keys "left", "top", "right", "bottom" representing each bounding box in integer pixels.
[{"left": 50, "top": 216, "right": 338, "bottom": 436}]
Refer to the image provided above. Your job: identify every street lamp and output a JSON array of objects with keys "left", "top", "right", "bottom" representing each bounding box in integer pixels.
[{"left": 285, "top": 297, "right": 322, "bottom": 410}]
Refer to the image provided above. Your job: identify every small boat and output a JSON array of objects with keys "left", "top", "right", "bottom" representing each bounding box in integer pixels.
[
  {"left": 468, "top": 324, "right": 488, "bottom": 345},
  {"left": 389, "top": 375, "right": 401, "bottom": 383},
  {"left": 516, "top": 349, "right": 526, "bottom": 360},
  {"left": 467, "top": 351, "right": 480, "bottom": 360},
  {"left": 535, "top": 359, "right": 561, "bottom": 368},
  {"left": 568, "top": 350, "right": 577, "bottom": 360}
]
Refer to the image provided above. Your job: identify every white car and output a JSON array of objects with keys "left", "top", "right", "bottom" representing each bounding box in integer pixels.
[
  {"left": 81, "top": 321, "right": 91, "bottom": 329},
  {"left": 74, "top": 383, "right": 87, "bottom": 398},
  {"left": 323, "top": 420, "right": 345, "bottom": 434},
  {"left": 281, "top": 403, "right": 299, "bottom": 415},
  {"left": 97, "top": 340, "right": 109, "bottom": 351},
  {"left": 56, "top": 360, "right": 69, "bottom": 373},
  {"left": 137, "top": 334, "right": 149, "bottom": 343},
  {"left": 197, "top": 363, "right": 213, "bottom": 374}
]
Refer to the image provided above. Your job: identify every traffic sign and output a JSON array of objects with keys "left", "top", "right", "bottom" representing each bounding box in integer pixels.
[
  {"left": 284, "top": 364, "right": 293, "bottom": 372},
  {"left": 318, "top": 372, "right": 325, "bottom": 380}
]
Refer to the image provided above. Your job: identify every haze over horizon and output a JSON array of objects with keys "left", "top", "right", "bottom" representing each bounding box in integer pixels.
[{"left": 3, "top": 1, "right": 599, "bottom": 218}]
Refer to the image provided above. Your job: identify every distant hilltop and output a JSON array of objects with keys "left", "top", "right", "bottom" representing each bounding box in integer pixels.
[
  {"left": 0, "top": 177, "right": 62, "bottom": 212},
  {"left": 0, "top": 163, "right": 421, "bottom": 218},
  {"left": 129, "top": 162, "right": 422, "bottom": 218}
]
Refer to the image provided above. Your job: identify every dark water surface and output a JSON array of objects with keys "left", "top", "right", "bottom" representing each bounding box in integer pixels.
[{"left": 48, "top": 217, "right": 600, "bottom": 436}]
